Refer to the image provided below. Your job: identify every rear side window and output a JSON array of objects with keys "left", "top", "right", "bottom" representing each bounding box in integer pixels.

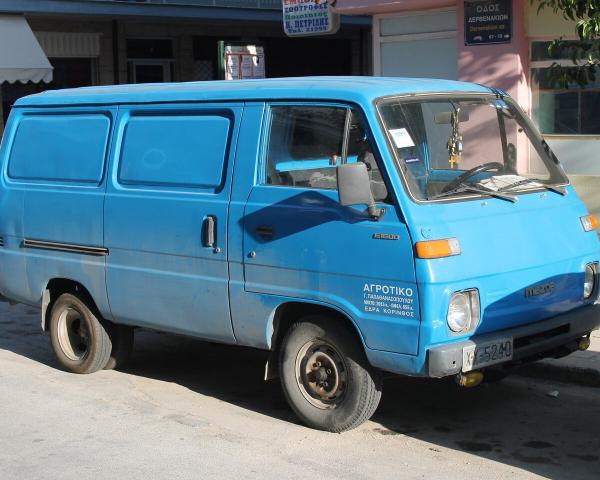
[
  {"left": 118, "top": 114, "right": 231, "bottom": 190},
  {"left": 8, "top": 114, "right": 110, "bottom": 183}
]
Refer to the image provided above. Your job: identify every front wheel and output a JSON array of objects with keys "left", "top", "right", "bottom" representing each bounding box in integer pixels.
[{"left": 279, "top": 316, "right": 382, "bottom": 432}]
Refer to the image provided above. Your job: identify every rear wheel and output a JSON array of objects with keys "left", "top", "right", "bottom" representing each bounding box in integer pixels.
[
  {"left": 279, "top": 316, "right": 382, "bottom": 432},
  {"left": 49, "top": 293, "right": 112, "bottom": 374}
]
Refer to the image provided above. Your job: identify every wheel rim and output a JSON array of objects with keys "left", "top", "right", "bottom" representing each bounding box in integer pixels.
[
  {"left": 295, "top": 340, "right": 348, "bottom": 410},
  {"left": 57, "top": 307, "right": 90, "bottom": 362}
]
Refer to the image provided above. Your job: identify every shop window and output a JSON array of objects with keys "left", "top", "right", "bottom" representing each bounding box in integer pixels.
[
  {"left": 375, "top": 10, "right": 458, "bottom": 79},
  {"left": 126, "top": 39, "right": 173, "bottom": 59},
  {"left": 530, "top": 40, "right": 600, "bottom": 135},
  {"left": 193, "top": 36, "right": 221, "bottom": 81}
]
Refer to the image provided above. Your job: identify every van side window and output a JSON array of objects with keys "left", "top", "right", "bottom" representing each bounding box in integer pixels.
[
  {"left": 119, "top": 114, "right": 231, "bottom": 190},
  {"left": 265, "top": 106, "right": 389, "bottom": 202},
  {"left": 8, "top": 114, "right": 110, "bottom": 183}
]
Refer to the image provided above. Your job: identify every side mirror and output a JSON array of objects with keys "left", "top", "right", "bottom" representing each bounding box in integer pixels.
[{"left": 337, "top": 163, "right": 383, "bottom": 220}]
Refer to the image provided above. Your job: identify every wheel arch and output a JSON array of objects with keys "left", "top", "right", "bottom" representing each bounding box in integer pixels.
[
  {"left": 41, "top": 278, "right": 101, "bottom": 331},
  {"left": 264, "top": 300, "right": 368, "bottom": 380}
]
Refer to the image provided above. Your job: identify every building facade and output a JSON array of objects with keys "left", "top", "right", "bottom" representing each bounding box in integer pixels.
[
  {"left": 333, "top": 0, "right": 600, "bottom": 213},
  {"left": 0, "top": 0, "right": 371, "bottom": 134}
]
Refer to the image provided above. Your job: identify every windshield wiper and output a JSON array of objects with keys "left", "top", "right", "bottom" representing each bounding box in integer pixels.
[
  {"left": 497, "top": 178, "right": 567, "bottom": 196},
  {"left": 429, "top": 184, "right": 517, "bottom": 203}
]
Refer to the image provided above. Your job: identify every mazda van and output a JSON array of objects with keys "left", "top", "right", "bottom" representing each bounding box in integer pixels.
[{"left": 0, "top": 77, "right": 598, "bottom": 432}]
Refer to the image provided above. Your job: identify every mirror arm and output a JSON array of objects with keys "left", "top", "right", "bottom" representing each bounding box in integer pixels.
[{"left": 367, "top": 204, "right": 385, "bottom": 221}]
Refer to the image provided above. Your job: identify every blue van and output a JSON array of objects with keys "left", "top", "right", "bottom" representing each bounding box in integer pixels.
[{"left": 0, "top": 77, "right": 599, "bottom": 432}]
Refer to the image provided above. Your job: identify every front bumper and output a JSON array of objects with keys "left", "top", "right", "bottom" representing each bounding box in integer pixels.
[{"left": 428, "top": 304, "right": 600, "bottom": 378}]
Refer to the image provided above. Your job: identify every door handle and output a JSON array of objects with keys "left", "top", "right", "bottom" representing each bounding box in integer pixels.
[
  {"left": 256, "top": 225, "right": 274, "bottom": 240},
  {"left": 203, "top": 215, "right": 217, "bottom": 247}
]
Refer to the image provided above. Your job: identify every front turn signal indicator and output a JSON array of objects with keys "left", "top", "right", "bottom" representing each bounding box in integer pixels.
[
  {"left": 581, "top": 214, "right": 598, "bottom": 232},
  {"left": 415, "top": 238, "right": 461, "bottom": 259}
]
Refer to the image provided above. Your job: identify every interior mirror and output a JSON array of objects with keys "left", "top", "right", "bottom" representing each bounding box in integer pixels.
[
  {"left": 337, "top": 163, "right": 383, "bottom": 220},
  {"left": 434, "top": 110, "right": 470, "bottom": 124}
]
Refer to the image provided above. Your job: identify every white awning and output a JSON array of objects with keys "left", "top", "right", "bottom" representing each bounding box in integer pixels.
[
  {"left": 35, "top": 32, "right": 101, "bottom": 58},
  {"left": 0, "top": 15, "right": 53, "bottom": 84}
]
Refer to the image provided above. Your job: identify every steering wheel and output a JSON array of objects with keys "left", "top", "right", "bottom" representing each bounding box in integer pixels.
[{"left": 441, "top": 162, "right": 505, "bottom": 193}]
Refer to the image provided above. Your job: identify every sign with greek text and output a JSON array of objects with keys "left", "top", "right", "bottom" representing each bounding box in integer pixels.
[
  {"left": 464, "top": 0, "right": 512, "bottom": 46},
  {"left": 283, "top": 0, "right": 340, "bottom": 37}
]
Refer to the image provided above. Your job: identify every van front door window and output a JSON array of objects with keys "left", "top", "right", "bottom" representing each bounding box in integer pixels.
[{"left": 265, "top": 105, "right": 388, "bottom": 202}]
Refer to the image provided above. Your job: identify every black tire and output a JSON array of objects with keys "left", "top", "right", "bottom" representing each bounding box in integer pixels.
[
  {"left": 104, "top": 324, "right": 134, "bottom": 371},
  {"left": 279, "top": 316, "right": 382, "bottom": 432},
  {"left": 49, "top": 293, "right": 112, "bottom": 374}
]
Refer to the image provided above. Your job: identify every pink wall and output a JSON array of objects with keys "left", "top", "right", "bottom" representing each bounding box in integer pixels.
[
  {"left": 337, "top": 0, "right": 532, "bottom": 170},
  {"left": 334, "top": 0, "right": 530, "bottom": 113},
  {"left": 457, "top": 0, "right": 530, "bottom": 170},
  {"left": 457, "top": 0, "right": 530, "bottom": 113}
]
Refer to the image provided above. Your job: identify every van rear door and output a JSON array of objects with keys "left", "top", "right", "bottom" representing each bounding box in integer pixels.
[{"left": 104, "top": 103, "right": 242, "bottom": 342}]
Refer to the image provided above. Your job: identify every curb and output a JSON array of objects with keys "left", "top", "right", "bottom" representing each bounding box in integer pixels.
[{"left": 514, "top": 361, "right": 600, "bottom": 388}]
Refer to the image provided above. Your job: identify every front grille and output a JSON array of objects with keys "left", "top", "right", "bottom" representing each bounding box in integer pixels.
[{"left": 0, "top": 236, "right": 4, "bottom": 247}]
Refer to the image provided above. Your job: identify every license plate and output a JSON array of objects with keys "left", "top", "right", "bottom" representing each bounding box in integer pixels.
[{"left": 462, "top": 337, "right": 513, "bottom": 372}]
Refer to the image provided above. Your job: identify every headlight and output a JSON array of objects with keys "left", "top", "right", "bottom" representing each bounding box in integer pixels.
[
  {"left": 447, "top": 289, "right": 480, "bottom": 333},
  {"left": 584, "top": 263, "right": 597, "bottom": 299}
]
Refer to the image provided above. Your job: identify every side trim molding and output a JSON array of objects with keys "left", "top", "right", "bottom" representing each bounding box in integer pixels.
[{"left": 23, "top": 239, "right": 109, "bottom": 256}]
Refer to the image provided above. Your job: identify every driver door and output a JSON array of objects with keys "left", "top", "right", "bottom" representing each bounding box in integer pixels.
[{"left": 242, "top": 103, "right": 420, "bottom": 355}]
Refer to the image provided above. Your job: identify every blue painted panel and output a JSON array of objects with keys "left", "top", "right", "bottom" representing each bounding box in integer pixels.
[
  {"left": 104, "top": 103, "right": 242, "bottom": 341},
  {"left": 275, "top": 155, "right": 359, "bottom": 173},
  {"left": 407, "top": 186, "right": 600, "bottom": 348},
  {"left": 119, "top": 114, "right": 231, "bottom": 189},
  {"left": 0, "top": 107, "right": 116, "bottom": 314},
  {"left": 242, "top": 186, "right": 420, "bottom": 355},
  {"left": 0, "top": 112, "right": 28, "bottom": 302},
  {"left": 8, "top": 114, "right": 109, "bottom": 183},
  {"left": 228, "top": 101, "right": 420, "bottom": 355}
]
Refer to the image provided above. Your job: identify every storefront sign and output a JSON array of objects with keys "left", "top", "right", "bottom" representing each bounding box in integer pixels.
[
  {"left": 219, "top": 43, "right": 265, "bottom": 80},
  {"left": 464, "top": 0, "right": 512, "bottom": 46},
  {"left": 283, "top": 0, "right": 340, "bottom": 37}
]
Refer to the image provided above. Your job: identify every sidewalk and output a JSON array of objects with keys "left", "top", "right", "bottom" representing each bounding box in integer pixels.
[{"left": 516, "top": 329, "right": 600, "bottom": 387}]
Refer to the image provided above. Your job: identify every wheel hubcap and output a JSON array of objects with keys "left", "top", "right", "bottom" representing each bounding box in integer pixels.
[
  {"left": 57, "top": 308, "right": 90, "bottom": 362},
  {"left": 295, "top": 341, "right": 347, "bottom": 409}
]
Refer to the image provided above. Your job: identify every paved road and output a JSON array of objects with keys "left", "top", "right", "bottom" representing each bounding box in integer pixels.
[{"left": 1, "top": 302, "right": 598, "bottom": 480}]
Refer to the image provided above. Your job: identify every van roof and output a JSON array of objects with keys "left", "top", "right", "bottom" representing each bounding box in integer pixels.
[{"left": 14, "top": 76, "right": 493, "bottom": 107}]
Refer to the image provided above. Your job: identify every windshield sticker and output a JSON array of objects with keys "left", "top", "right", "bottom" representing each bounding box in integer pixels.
[
  {"left": 404, "top": 156, "right": 420, "bottom": 164},
  {"left": 363, "top": 283, "right": 415, "bottom": 318},
  {"left": 389, "top": 128, "right": 416, "bottom": 149}
]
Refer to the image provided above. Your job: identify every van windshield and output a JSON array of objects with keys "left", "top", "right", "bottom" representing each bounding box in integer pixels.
[{"left": 377, "top": 96, "right": 568, "bottom": 202}]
